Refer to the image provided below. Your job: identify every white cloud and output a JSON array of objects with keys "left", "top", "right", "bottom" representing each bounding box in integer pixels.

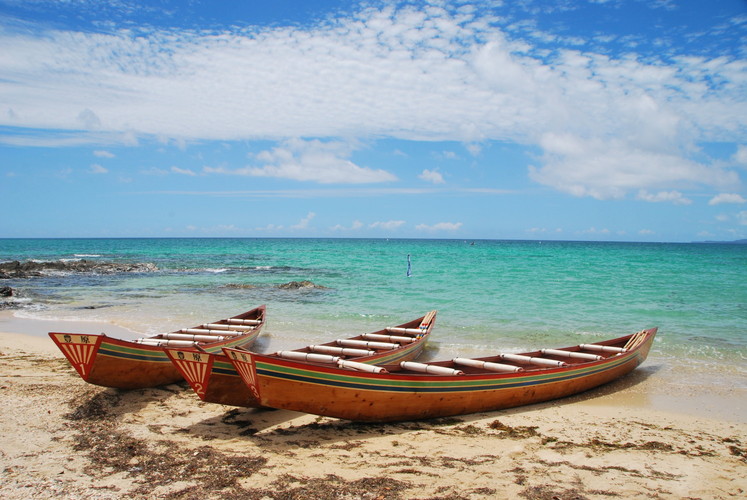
[
  {"left": 256, "top": 223, "right": 284, "bottom": 231},
  {"left": 579, "top": 227, "right": 611, "bottom": 235},
  {"left": 89, "top": 164, "right": 108, "bottom": 174},
  {"left": 0, "top": 3, "right": 744, "bottom": 198},
  {"left": 734, "top": 145, "right": 747, "bottom": 165},
  {"left": 56, "top": 168, "right": 73, "bottom": 178},
  {"left": 437, "top": 151, "right": 458, "bottom": 160},
  {"left": 171, "top": 166, "right": 196, "bottom": 176},
  {"left": 419, "top": 169, "right": 445, "bottom": 184},
  {"left": 291, "top": 212, "right": 316, "bottom": 230},
  {"left": 93, "top": 150, "right": 115, "bottom": 158},
  {"left": 530, "top": 134, "right": 736, "bottom": 200},
  {"left": 709, "top": 193, "right": 746, "bottom": 205},
  {"left": 416, "top": 222, "right": 463, "bottom": 231},
  {"left": 205, "top": 139, "right": 396, "bottom": 184},
  {"left": 77, "top": 108, "right": 101, "bottom": 129},
  {"left": 465, "top": 144, "right": 482, "bottom": 157},
  {"left": 369, "top": 220, "right": 406, "bottom": 230},
  {"left": 737, "top": 211, "right": 747, "bottom": 226},
  {"left": 331, "top": 220, "right": 364, "bottom": 231},
  {"left": 637, "top": 190, "right": 692, "bottom": 205}
]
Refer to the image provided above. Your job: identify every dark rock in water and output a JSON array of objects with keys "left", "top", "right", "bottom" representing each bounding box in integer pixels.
[
  {"left": 0, "top": 260, "right": 158, "bottom": 279},
  {"left": 0, "top": 286, "right": 20, "bottom": 310},
  {"left": 223, "top": 283, "right": 258, "bottom": 289},
  {"left": 277, "top": 280, "right": 328, "bottom": 290}
]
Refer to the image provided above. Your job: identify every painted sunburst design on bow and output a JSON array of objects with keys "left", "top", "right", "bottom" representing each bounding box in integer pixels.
[
  {"left": 50, "top": 333, "right": 103, "bottom": 379},
  {"left": 165, "top": 350, "right": 213, "bottom": 396},
  {"left": 228, "top": 350, "right": 260, "bottom": 400}
]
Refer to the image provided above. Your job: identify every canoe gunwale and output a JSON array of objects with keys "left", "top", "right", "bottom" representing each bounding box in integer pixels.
[
  {"left": 49, "top": 305, "right": 266, "bottom": 389},
  {"left": 168, "top": 310, "right": 437, "bottom": 407},
  {"left": 253, "top": 328, "right": 656, "bottom": 380},
  {"left": 226, "top": 327, "right": 658, "bottom": 422}
]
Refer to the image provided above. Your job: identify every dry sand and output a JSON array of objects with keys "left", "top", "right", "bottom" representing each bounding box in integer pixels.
[{"left": 1, "top": 321, "right": 745, "bottom": 499}]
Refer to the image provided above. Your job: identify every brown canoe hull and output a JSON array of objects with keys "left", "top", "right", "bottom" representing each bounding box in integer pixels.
[
  {"left": 228, "top": 328, "right": 656, "bottom": 422},
  {"left": 173, "top": 310, "right": 437, "bottom": 407},
  {"left": 49, "top": 305, "right": 265, "bottom": 389}
]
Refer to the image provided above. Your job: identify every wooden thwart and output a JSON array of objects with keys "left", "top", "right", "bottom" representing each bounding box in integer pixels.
[
  {"left": 401, "top": 361, "right": 464, "bottom": 376},
  {"left": 160, "top": 332, "right": 227, "bottom": 342},
  {"left": 579, "top": 343, "right": 626, "bottom": 354},
  {"left": 337, "top": 339, "right": 400, "bottom": 350},
  {"left": 361, "top": 332, "right": 414, "bottom": 343},
  {"left": 386, "top": 327, "right": 425, "bottom": 335},
  {"left": 309, "top": 345, "right": 376, "bottom": 357},
  {"left": 201, "top": 323, "right": 256, "bottom": 331},
  {"left": 338, "top": 360, "right": 388, "bottom": 373},
  {"left": 540, "top": 349, "right": 603, "bottom": 361},
  {"left": 226, "top": 318, "right": 262, "bottom": 326},
  {"left": 498, "top": 353, "right": 568, "bottom": 367},
  {"left": 179, "top": 328, "right": 243, "bottom": 336},
  {"left": 135, "top": 338, "right": 199, "bottom": 347},
  {"left": 276, "top": 351, "right": 340, "bottom": 364},
  {"left": 452, "top": 357, "right": 524, "bottom": 373}
]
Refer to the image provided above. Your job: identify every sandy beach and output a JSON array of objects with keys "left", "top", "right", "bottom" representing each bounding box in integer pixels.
[{"left": 1, "top": 316, "right": 745, "bottom": 499}]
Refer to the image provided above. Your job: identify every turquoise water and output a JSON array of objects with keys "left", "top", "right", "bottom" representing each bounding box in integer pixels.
[{"left": 2, "top": 238, "right": 746, "bottom": 376}]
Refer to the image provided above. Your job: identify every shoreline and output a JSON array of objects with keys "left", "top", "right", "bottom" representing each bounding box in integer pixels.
[
  {"left": 1, "top": 324, "right": 745, "bottom": 498},
  {"left": 0, "top": 310, "right": 142, "bottom": 340}
]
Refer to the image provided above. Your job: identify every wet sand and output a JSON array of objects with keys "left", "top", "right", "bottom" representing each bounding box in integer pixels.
[{"left": 1, "top": 316, "right": 745, "bottom": 499}]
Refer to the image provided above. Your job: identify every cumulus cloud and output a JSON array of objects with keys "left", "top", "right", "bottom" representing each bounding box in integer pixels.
[
  {"left": 416, "top": 222, "right": 463, "bottom": 231},
  {"left": 255, "top": 223, "right": 284, "bottom": 231},
  {"left": 709, "top": 193, "right": 746, "bottom": 205},
  {"left": 530, "top": 134, "right": 737, "bottom": 199},
  {"left": 733, "top": 145, "right": 747, "bottom": 165},
  {"left": 93, "top": 150, "right": 115, "bottom": 158},
  {"left": 205, "top": 139, "right": 395, "bottom": 184},
  {"left": 89, "top": 164, "right": 108, "bottom": 174},
  {"left": 331, "top": 220, "right": 364, "bottom": 231},
  {"left": 637, "top": 190, "right": 692, "bottom": 205},
  {"left": 369, "top": 220, "right": 406, "bottom": 230},
  {"left": 291, "top": 212, "right": 316, "bottom": 230},
  {"left": 419, "top": 169, "right": 445, "bottom": 184},
  {"left": 171, "top": 166, "right": 196, "bottom": 176},
  {"left": 579, "top": 227, "right": 611, "bottom": 235}
]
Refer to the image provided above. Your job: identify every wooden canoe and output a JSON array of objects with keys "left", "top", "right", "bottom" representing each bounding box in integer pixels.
[
  {"left": 166, "top": 310, "right": 437, "bottom": 407},
  {"left": 224, "top": 327, "right": 657, "bottom": 422},
  {"left": 49, "top": 305, "right": 266, "bottom": 389}
]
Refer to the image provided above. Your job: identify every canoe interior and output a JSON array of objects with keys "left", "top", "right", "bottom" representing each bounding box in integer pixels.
[
  {"left": 49, "top": 305, "right": 265, "bottom": 389},
  {"left": 168, "top": 310, "right": 436, "bottom": 407},
  {"left": 226, "top": 327, "right": 657, "bottom": 422}
]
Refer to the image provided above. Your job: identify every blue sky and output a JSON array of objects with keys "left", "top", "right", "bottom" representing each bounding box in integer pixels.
[{"left": 1, "top": 0, "right": 746, "bottom": 241}]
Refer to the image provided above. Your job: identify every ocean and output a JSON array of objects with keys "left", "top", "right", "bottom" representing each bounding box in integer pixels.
[{"left": 2, "top": 238, "right": 745, "bottom": 386}]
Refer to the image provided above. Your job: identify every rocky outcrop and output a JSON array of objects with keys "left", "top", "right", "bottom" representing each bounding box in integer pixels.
[
  {"left": 276, "top": 280, "right": 328, "bottom": 290},
  {"left": 0, "top": 260, "right": 158, "bottom": 279},
  {"left": 0, "top": 286, "right": 20, "bottom": 309}
]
